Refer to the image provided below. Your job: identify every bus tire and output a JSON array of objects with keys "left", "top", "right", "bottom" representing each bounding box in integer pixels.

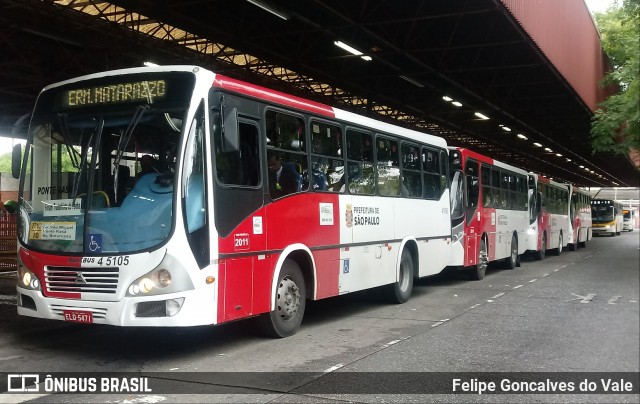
[
  {"left": 579, "top": 236, "right": 587, "bottom": 248},
  {"left": 504, "top": 234, "right": 518, "bottom": 270},
  {"left": 554, "top": 232, "right": 563, "bottom": 256},
  {"left": 387, "top": 249, "right": 414, "bottom": 304},
  {"left": 469, "top": 238, "right": 488, "bottom": 280},
  {"left": 257, "top": 260, "right": 306, "bottom": 338},
  {"left": 535, "top": 233, "right": 546, "bottom": 260}
]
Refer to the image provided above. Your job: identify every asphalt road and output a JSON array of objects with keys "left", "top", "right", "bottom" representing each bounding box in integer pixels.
[{"left": 0, "top": 231, "right": 638, "bottom": 403}]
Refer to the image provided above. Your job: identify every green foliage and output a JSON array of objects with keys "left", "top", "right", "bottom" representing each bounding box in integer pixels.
[
  {"left": 591, "top": 0, "right": 640, "bottom": 155},
  {"left": 0, "top": 145, "right": 80, "bottom": 174}
]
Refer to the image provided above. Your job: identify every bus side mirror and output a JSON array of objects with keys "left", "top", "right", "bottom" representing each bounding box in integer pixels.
[
  {"left": 11, "top": 144, "right": 22, "bottom": 179},
  {"left": 222, "top": 107, "right": 239, "bottom": 153}
]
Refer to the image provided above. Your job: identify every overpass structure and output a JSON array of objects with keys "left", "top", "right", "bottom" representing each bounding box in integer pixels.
[{"left": 0, "top": 0, "right": 637, "bottom": 187}]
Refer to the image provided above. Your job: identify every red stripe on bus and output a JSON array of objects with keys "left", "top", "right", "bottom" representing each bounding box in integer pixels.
[{"left": 213, "top": 75, "right": 336, "bottom": 118}]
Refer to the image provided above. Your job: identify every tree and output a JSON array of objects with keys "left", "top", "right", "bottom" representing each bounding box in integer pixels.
[{"left": 591, "top": 0, "right": 640, "bottom": 156}]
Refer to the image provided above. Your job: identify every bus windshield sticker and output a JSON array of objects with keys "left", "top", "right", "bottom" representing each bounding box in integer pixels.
[
  {"left": 86, "top": 234, "right": 102, "bottom": 252},
  {"left": 43, "top": 199, "right": 82, "bottom": 216},
  {"left": 29, "top": 222, "right": 76, "bottom": 240}
]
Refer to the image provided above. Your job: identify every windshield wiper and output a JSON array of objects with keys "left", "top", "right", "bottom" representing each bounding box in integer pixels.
[
  {"left": 113, "top": 105, "right": 149, "bottom": 203},
  {"left": 57, "top": 113, "right": 82, "bottom": 170}
]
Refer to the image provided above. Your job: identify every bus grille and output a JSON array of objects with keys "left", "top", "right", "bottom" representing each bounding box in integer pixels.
[{"left": 44, "top": 266, "right": 119, "bottom": 294}]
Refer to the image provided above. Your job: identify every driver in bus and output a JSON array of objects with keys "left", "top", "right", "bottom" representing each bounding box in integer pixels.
[{"left": 137, "top": 154, "right": 159, "bottom": 178}]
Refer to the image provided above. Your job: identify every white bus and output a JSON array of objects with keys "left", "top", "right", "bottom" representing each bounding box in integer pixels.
[
  {"left": 14, "top": 65, "right": 452, "bottom": 337},
  {"left": 567, "top": 185, "right": 592, "bottom": 249},
  {"left": 525, "top": 174, "right": 571, "bottom": 259},
  {"left": 591, "top": 199, "right": 623, "bottom": 236},
  {"left": 622, "top": 209, "right": 635, "bottom": 231},
  {"left": 448, "top": 148, "right": 529, "bottom": 280}
]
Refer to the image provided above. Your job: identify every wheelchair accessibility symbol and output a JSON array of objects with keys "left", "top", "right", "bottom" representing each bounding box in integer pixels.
[{"left": 87, "top": 234, "right": 102, "bottom": 252}]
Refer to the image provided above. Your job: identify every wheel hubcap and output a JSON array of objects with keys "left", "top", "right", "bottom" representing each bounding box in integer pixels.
[{"left": 276, "top": 277, "right": 300, "bottom": 321}]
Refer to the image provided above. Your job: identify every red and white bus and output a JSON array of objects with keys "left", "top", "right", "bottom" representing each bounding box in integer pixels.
[
  {"left": 448, "top": 148, "right": 529, "bottom": 280},
  {"left": 525, "top": 174, "right": 571, "bottom": 259},
  {"left": 14, "top": 65, "right": 453, "bottom": 336},
  {"left": 567, "top": 185, "right": 592, "bottom": 249}
]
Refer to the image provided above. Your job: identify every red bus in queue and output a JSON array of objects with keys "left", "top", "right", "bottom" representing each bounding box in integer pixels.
[
  {"left": 525, "top": 174, "right": 571, "bottom": 259},
  {"left": 448, "top": 148, "right": 530, "bottom": 280},
  {"left": 14, "top": 65, "right": 453, "bottom": 337}
]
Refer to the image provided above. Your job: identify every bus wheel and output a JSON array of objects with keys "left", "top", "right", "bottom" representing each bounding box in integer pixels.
[
  {"left": 258, "top": 260, "right": 306, "bottom": 338},
  {"left": 535, "top": 234, "right": 546, "bottom": 260},
  {"left": 504, "top": 234, "right": 518, "bottom": 270},
  {"left": 469, "top": 238, "right": 488, "bottom": 280},
  {"left": 387, "top": 249, "right": 414, "bottom": 304},
  {"left": 579, "top": 237, "right": 587, "bottom": 248},
  {"left": 554, "top": 233, "right": 563, "bottom": 255}
]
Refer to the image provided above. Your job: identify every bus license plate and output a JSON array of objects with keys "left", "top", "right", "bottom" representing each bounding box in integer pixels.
[{"left": 63, "top": 310, "right": 93, "bottom": 324}]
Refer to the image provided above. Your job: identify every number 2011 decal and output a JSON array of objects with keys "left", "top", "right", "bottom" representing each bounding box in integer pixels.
[{"left": 234, "top": 233, "right": 250, "bottom": 251}]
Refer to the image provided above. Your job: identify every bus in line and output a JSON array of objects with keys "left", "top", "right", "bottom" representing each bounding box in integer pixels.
[
  {"left": 13, "top": 65, "right": 453, "bottom": 336},
  {"left": 448, "top": 148, "right": 529, "bottom": 280},
  {"left": 567, "top": 185, "right": 592, "bottom": 249},
  {"left": 622, "top": 209, "right": 635, "bottom": 231},
  {"left": 591, "top": 199, "right": 623, "bottom": 236},
  {"left": 525, "top": 174, "right": 570, "bottom": 259}
]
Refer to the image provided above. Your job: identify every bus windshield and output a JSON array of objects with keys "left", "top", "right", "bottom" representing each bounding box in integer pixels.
[
  {"left": 591, "top": 205, "right": 615, "bottom": 223},
  {"left": 18, "top": 72, "right": 195, "bottom": 254}
]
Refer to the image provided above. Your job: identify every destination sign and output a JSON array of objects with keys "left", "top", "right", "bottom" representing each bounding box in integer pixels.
[{"left": 62, "top": 79, "right": 167, "bottom": 108}]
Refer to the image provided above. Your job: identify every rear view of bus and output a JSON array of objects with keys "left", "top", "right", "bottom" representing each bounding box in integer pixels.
[{"left": 622, "top": 209, "right": 634, "bottom": 231}]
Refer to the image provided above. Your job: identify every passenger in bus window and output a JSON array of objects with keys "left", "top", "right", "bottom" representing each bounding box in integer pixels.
[
  {"left": 268, "top": 153, "right": 301, "bottom": 198},
  {"left": 137, "top": 154, "right": 158, "bottom": 178},
  {"left": 268, "top": 153, "right": 284, "bottom": 198}
]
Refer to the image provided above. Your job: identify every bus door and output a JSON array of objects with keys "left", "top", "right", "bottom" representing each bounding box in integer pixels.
[
  {"left": 464, "top": 159, "right": 480, "bottom": 266},
  {"left": 210, "top": 93, "right": 266, "bottom": 321}
]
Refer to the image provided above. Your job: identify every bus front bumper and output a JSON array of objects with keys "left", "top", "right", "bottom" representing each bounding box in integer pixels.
[{"left": 16, "top": 287, "right": 216, "bottom": 327}]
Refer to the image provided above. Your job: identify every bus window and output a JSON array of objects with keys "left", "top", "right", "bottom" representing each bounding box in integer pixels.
[
  {"left": 182, "top": 102, "right": 209, "bottom": 268},
  {"left": 346, "top": 129, "right": 375, "bottom": 194},
  {"left": 422, "top": 147, "right": 441, "bottom": 199},
  {"left": 215, "top": 121, "right": 260, "bottom": 187},
  {"left": 376, "top": 136, "right": 400, "bottom": 197},
  {"left": 310, "top": 120, "right": 343, "bottom": 192},
  {"left": 266, "top": 110, "right": 308, "bottom": 199},
  {"left": 465, "top": 159, "right": 479, "bottom": 223},
  {"left": 481, "top": 165, "right": 491, "bottom": 207},
  {"left": 400, "top": 142, "right": 422, "bottom": 198}
]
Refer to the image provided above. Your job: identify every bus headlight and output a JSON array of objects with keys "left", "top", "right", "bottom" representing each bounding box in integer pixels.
[
  {"left": 127, "top": 267, "right": 192, "bottom": 297},
  {"left": 17, "top": 266, "right": 41, "bottom": 291}
]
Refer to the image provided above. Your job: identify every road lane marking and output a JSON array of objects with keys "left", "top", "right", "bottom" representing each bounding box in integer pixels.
[
  {"left": 608, "top": 296, "right": 621, "bottom": 305},
  {"left": 491, "top": 293, "right": 505, "bottom": 299},
  {"left": 529, "top": 279, "right": 537, "bottom": 283},
  {"left": 0, "top": 295, "right": 17, "bottom": 305},
  {"left": 513, "top": 285, "right": 523, "bottom": 289},
  {"left": 567, "top": 293, "right": 596, "bottom": 303},
  {"left": 542, "top": 273, "right": 550, "bottom": 277},
  {"left": 469, "top": 304, "right": 481, "bottom": 310},
  {"left": 323, "top": 364, "right": 344, "bottom": 373}
]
